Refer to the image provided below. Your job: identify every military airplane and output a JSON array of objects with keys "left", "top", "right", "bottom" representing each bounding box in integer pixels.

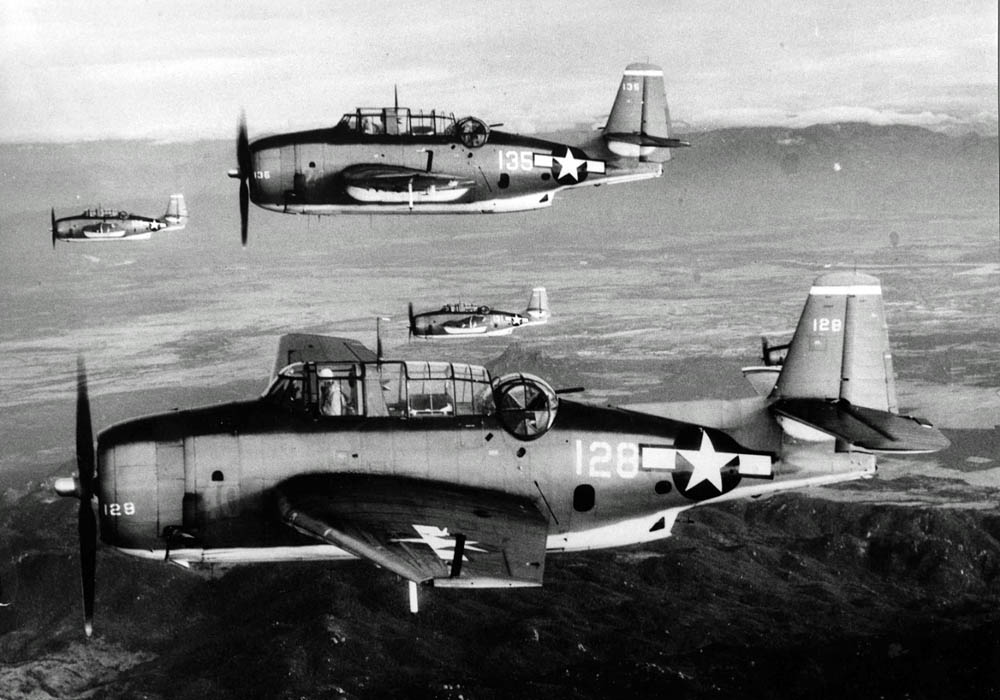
[
  {"left": 228, "top": 63, "right": 688, "bottom": 244},
  {"left": 409, "top": 287, "right": 550, "bottom": 338},
  {"left": 55, "top": 272, "right": 948, "bottom": 634},
  {"left": 50, "top": 194, "right": 188, "bottom": 246}
]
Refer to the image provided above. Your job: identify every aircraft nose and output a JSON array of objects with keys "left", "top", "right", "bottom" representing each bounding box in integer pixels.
[
  {"left": 250, "top": 145, "right": 292, "bottom": 208},
  {"left": 97, "top": 439, "right": 170, "bottom": 548}
]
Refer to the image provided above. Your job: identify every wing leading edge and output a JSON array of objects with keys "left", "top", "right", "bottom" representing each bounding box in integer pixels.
[{"left": 275, "top": 474, "right": 548, "bottom": 587}]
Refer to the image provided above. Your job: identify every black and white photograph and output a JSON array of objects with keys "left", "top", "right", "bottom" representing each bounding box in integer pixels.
[{"left": 1, "top": 1, "right": 998, "bottom": 697}]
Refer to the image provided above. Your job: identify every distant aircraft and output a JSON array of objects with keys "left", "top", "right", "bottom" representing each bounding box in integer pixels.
[
  {"left": 55, "top": 272, "right": 947, "bottom": 634},
  {"left": 409, "top": 287, "right": 550, "bottom": 338},
  {"left": 50, "top": 195, "right": 188, "bottom": 246},
  {"left": 228, "top": 63, "right": 688, "bottom": 244}
]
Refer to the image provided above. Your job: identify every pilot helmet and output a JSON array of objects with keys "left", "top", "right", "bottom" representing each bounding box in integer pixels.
[{"left": 317, "top": 367, "right": 334, "bottom": 379}]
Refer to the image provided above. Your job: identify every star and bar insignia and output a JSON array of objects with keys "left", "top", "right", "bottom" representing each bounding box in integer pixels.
[
  {"left": 391, "top": 524, "right": 487, "bottom": 562},
  {"left": 640, "top": 428, "right": 773, "bottom": 501},
  {"left": 533, "top": 147, "right": 606, "bottom": 183}
]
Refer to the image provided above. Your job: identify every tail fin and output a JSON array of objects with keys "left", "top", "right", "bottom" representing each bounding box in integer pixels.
[
  {"left": 164, "top": 194, "right": 188, "bottom": 227},
  {"left": 774, "top": 272, "right": 895, "bottom": 409},
  {"left": 603, "top": 63, "right": 687, "bottom": 163},
  {"left": 525, "top": 287, "right": 550, "bottom": 323},
  {"left": 771, "top": 272, "right": 948, "bottom": 453}
]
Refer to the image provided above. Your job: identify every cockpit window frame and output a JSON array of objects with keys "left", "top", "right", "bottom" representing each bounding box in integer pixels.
[
  {"left": 336, "top": 109, "right": 458, "bottom": 138},
  {"left": 264, "top": 360, "right": 493, "bottom": 419}
]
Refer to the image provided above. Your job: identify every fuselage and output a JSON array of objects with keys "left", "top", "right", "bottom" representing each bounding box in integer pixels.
[
  {"left": 53, "top": 208, "right": 183, "bottom": 242},
  {"left": 243, "top": 108, "right": 662, "bottom": 215},
  {"left": 411, "top": 305, "right": 535, "bottom": 337},
  {"left": 92, "top": 359, "right": 871, "bottom": 567}
]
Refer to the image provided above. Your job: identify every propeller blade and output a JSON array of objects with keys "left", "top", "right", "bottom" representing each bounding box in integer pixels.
[
  {"left": 237, "top": 110, "right": 250, "bottom": 178},
  {"left": 51, "top": 207, "right": 57, "bottom": 248},
  {"left": 237, "top": 111, "right": 251, "bottom": 246},
  {"left": 75, "top": 356, "right": 96, "bottom": 637},
  {"left": 79, "top": 491, "right": 96, "bottom": 637},
  {"left": 408, "top": 302, "right": 416, "bottom": 339},
  {"left": 239, "top": 179, "right": 249, "bottom": 248}
]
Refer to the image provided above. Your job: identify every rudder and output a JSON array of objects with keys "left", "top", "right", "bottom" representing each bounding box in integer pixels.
[
  {"left": 773, "top": 272, "right": 895, "bottom": 410},
  {"left": 164, "top": 194, "right": 188, "bottom": 225},
  {"left": 525, "top": 287, "right": 550, "bottom": 323},
  {"left": 604, "top": 63, "right": 684, "bottom": 162},
  {"left": 769, "top": 272, "right": 947, "bottom": 453}
]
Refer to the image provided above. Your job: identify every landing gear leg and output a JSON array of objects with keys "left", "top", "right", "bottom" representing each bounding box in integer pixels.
[{"left": 408, "top": 580, "right": 419, "bottom": 614}]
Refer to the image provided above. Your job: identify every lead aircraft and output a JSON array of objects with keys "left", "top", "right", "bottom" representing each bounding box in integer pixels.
[
  {"left": 56, "top": 272, "right": 948, "bottom": 634},
  {"left": 228, "top": 63, "right": 687, "bottom": 244},
  {"left": 50, "top": 195, "right": 188, "bottom": 246}
]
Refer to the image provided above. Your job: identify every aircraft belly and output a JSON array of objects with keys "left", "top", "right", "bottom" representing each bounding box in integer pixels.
[
  {"left": 345, "top": 184, "right": 472, "bottom": 205},
  {"left": 271, "top": 189, "right": 555, "bottom": 214}
]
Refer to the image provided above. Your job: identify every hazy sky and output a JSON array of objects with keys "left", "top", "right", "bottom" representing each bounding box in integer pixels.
[{"left": 1, "top": 0, "right": 996, "bottom": 141}]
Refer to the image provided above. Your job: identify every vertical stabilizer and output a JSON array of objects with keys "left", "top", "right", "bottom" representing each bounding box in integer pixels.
[
  {"left": 525, "top": 287, "right": 550, "bottom": 323},
  {"left": 773, "top": 272, "right": 896, "bottom": 411},
  {"left": 164, "top": 194, "right": 188, "bottom": 227},
  {"left": 770, "top": 272, "right": 947, "bottom": 453},
  {"left": 604, "top": 63, "right": 679, "bottom": 162}
]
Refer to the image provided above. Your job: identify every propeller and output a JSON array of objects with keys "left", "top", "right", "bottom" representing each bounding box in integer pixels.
[
  {"left": 407, "top": 302, "right": 416, "bottom": 340},
  {"left": 233, "top": 111, "right": 251, "bottom": 247},
  {"left": 51, "top": 207, "right": 57, "bottom": 249},
  {"left": 75, "top": 356, "right": 97, "bottom": 637}
]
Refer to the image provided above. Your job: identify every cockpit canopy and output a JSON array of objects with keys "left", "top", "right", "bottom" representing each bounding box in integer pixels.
[
  {"left": 336, "top": 108, "right": 458, "bottom": 137},
  {"left": 264, "top": 360, "right": 494, "bottom": 418},
  {"left": 334, "top": 108, "right": 491, "bottom": 148},
  {"left": 82, "top": 206, "right": 126, "bottom": 218}
]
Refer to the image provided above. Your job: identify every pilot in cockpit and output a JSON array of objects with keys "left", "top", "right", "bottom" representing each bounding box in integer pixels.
[
  {"left": 318, "top": 368, "right": 345, "bottom": 416},
  {"left": 362, "top": 116, "right": 383, "bottom": 135}
]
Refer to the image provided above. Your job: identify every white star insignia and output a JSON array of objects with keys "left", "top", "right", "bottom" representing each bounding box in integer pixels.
[
  {"left": 552, "top": 148, "right": 585, "bottom": 181},
  {"left": 677, "top": 430, "right": 734, "bottom": 492},
  {"left": 392, "top": 525, "right": 487, "bottom": 561}
]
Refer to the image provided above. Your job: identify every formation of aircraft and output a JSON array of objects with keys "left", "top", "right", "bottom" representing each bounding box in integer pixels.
[
  {"left": 55, "top": 272, "right": 948, "bottom": 633},
  {"left": 409, "top": 287, "right": 550, "bottom": 338},
  {"left": 50, "top": 195, "right": 188, "bottom": 246},
  {"left": 227, "top": 63, "right": 688, "bottom": 244}
]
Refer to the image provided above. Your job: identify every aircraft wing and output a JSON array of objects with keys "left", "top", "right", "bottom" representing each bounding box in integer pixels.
[
  {"left": 272, "top": 333, "right": 377, "bottom": 379},
  {"left": 341, "top": 164, "right": 476, "bottom": 191},
  {"left": 771, "top": 398, "right": 950, "bottom": 453},
  {"left": 274, "top": 474, "right": 548, "bottom": 587}
]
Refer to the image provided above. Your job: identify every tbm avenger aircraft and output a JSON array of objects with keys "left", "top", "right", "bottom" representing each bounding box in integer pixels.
[
  {"left": 227, "top": 63, "right": 688, "bottom": 244},
  {"left": 50, "top": 195, "right": 188, "bottom": 247},
  {"left": 56, "top": 272, "right": 948, "bottom": 634},
  {"left": 409, "top": 287, "right": 550, "bottom": 338}
]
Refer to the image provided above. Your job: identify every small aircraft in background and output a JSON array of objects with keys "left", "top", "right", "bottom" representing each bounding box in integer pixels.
[
  {"left": 228, "top": 63, "right": 688, "bottom": 244},
  {"left": 409, "top": 287, "right": 550, "bottom": 338},
  {"left": 55, "top": 272, "right": 948, "bottom": 634},
  {"left": 50, "top": 195, "right": 187, "bottom": 246}
]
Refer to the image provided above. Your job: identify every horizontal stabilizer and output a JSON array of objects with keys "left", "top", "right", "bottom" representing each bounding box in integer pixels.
[
  {"left": 771, "top": 398, "right": 950, "bottom": 454},
  {"left": 603, "top": 133, "right": 689, "bottom": 149}
]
